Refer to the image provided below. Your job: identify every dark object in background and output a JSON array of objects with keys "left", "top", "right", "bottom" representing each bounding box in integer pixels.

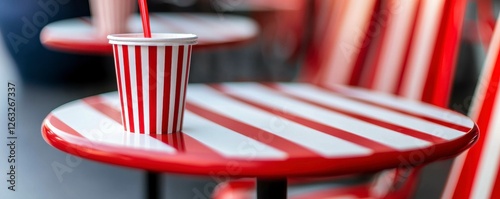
[{"left": 0, "top": 0, "right": 107, "bottom": 85}]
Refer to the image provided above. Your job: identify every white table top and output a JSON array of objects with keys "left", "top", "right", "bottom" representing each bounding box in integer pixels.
[{"left": 42, "top": 82, "right": 477, "bottom": 177}]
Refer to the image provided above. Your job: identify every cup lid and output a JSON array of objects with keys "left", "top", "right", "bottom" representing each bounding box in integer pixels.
[{"left": 108, "top": 33, "right": 198, "bottom": 46}]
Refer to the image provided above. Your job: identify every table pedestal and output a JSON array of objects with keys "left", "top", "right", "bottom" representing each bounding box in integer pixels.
[
  {"left": 257, "top": 178, "right": 287, "bottom": 199},
  {"left": 147, "top": 172, "right": 161, "bottom": 199}
]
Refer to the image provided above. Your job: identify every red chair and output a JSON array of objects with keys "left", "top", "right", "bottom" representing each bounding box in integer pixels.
[
  {"left": 213, "top": 0, "right": 467, "bottom": 198},
  {"left": 442, "top": 6, "right": 500, "bottom": 199}
]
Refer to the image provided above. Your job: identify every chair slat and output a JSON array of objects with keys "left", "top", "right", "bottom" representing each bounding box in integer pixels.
[
  {"left": 361, "top": 0, "right": 420, "bottom": 94},
  {"left": 443, "top": 11, "right": 500, "bottom": 199},
  {"left": 300, "top": 0, "right": 377, "bottom": 86}
]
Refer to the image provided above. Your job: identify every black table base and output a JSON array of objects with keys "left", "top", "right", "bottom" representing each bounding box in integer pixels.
[
  {"left": 257, "top": 178, "right": 287, "bottom": 199},
  {"left": 147, "top": 172, "right": 161, "bottom": 199}
]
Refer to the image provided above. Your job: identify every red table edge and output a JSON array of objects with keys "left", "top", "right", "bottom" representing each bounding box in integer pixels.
[{"left": 41, "top": 116, "right": 479, "bottom": 178}]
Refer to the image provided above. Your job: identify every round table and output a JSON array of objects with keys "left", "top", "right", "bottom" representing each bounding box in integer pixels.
[
  {"left": 41, "top": 82, "right": 478, "bottom": 199},
  {"left": 210, "top": 0, "right": 303, "bottom": 12},
  {"left": 40, "top": 13, "right": 259, "bottom": 54}
]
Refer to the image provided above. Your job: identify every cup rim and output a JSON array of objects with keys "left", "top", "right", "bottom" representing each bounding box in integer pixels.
[{"left": 108, "top": 33, "right": 198, "bottom": 46}]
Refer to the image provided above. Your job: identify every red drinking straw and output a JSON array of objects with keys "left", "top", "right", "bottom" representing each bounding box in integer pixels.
[{"left": 138, "top": 0, "right": 152, "bottom": 38}]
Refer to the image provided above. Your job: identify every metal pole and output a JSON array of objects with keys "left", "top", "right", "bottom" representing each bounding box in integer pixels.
[{"left": 256, "top": 178, "right": 287, "bottom": 199}]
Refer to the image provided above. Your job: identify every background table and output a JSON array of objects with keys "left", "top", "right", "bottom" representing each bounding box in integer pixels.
[
  {"left": 209, "top": 0, "right": 303, "bottom": 12},
  {"left": 40, "top": 13, "right": 258, "bottom": 54},
  {"left": 41, "top": 83, "right": 478, "bottom": 199}
]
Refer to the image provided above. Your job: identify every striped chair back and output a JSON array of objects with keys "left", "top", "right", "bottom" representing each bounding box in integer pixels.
[
  {"left": 299, "top": 0, "right": 467, "bottom": 197},
  {"left": 299, "top": 0, "right": 378, "bottom": 86},
  {"left": 442, "top": 10, "right": 500, "bottom": 199},
  {"left": 212, "top": 0, "right": 468, "bottom": 198},
  {"left": 300, "top": 0, "right": 466, "bottom": 107}
]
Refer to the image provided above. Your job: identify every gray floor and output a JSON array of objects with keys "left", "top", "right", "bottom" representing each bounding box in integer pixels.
[{"left": 0, "top": 30, "right": 475, "bottom": 199}]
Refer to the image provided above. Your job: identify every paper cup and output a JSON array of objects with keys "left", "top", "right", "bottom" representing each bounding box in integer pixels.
[
  {"left": 108, "top": 33, "right": 197, "bottom": 134},
  {"left": 90, "top": 0, "right": 136, "bottom": 38}
]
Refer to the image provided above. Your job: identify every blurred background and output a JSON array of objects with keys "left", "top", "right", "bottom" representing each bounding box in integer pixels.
[{"left": 0, "top": 0, "right": 488, "bottom": 198}]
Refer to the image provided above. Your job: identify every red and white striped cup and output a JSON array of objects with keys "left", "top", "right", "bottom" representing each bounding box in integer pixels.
[
  {"left": 108, "top": 33, "right": 197, "bottom": 134},
  {"left": 90, "top": 0, "right": 136, "bottom": 38}
]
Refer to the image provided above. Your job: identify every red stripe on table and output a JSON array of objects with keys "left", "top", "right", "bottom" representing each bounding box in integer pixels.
[
  {"left": 81, "top": 96, "right": 219, "bottom": 154},
  {"left": 317, "top": 85, "right": 471, "bottom": 132},
  {"left": 263, "top": 84, "right": 447, "bottom": 144},
  {"left": 83, "top": 97, "right": 122, "bottom": 124},
  {"left": 122, "top": 45, "right": 135, "bottom": 131},
  {"left": 173, "top": 46, "right": 185, "bottom": 132},
  {"left": 155, "top": 133, "right": 224, "bottom": 157},
  {"left": 113, "top": 45, "right": 127, "bottom": 128},
  {"left": 180, "top": 134, "right": 224, "bottom": 157},
  {"left": 48, "top": 115, "right": 85, "bottom": 138},
  {"left": 135, "top": 46, "right": 145, "bottom": 134},
  {"left": 185, "top": 102, "right": 322, "bottom": 157},
  {"left": 149, "top": 46, "right": 157, "bottom": 134},
  {"left": 152, "top": 132, "right": 186, "bottom": 152},
  {"left": 162, "top": 46, "right": 173, "bottom": 134},
  {"left": 169, "top": 132, "right": 184, "bottom": 151},
  {"left": 208, "top": 85, "right": 394, "bottom": 152}
]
